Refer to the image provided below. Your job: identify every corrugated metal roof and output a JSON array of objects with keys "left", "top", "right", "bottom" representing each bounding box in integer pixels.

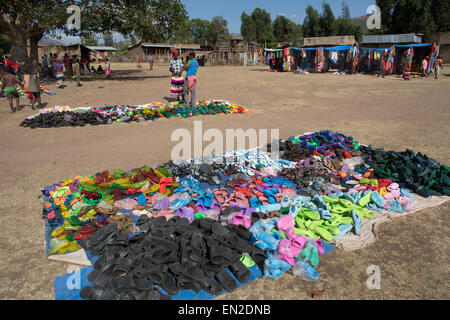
[
  {"left": 85, "top": 46, "right": 117, "bottom": 51},
  {"left": 361, "top": 33, "right": 422, "bottom": 44}
]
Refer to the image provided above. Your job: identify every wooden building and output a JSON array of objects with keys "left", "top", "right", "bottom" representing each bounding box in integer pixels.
[
  {"left": 360, "top": 33, "right": 423, "bottom": 48},
  {"left": 301, "top": 36, "right": 358, "bottom": 48},
  {"left": 127, "top": 43, "right": 201, "bottom": 63},
  {"left": 208, "top": 34, "right": 262, "bottom": 66},
  {"left": 432, "top": 32, "right": 450, "bottom": 63}
]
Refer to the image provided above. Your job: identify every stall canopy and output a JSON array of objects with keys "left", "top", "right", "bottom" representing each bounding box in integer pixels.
[
  {"left": 324, "top": 46, "right": 354, "bottom": 51},
  {"left": 393, "top": 43, "right": 432, "bottom": 48},
  {"left": 291, "top": 47, "right": 320, "bottom": 51}
]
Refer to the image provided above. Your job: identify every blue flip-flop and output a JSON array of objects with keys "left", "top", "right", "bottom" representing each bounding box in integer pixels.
[
  {"left": 333, "top": 224, "right": 354, "bottom": 239},
  {"left": 370, "top": 192, "right": 385, "bottom": 208},
  {"left": 351, "top": 209, "right": 362, "bottom": 235}
]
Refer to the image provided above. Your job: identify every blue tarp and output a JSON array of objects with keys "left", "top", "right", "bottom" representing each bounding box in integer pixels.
[
  {"left": 394, "top": 43, "right": 432, "bottom": 48},
  {"left": 291, "top": 47, "right": 320, "bottom": 51},
  {"left": 324, "top": 46, "right": 354, "bottom": 51},
  {"left": 54, "top": 242, "right": 337, "bottom": 300}
]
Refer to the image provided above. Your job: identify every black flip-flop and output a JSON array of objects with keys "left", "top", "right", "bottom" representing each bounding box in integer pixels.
[
  {"left": 80, "top": 285, "right": 122, "bottom": 300},
  {"left": 228, "top": 259, "right": 250, "bottom": 283},
  {"left": 198, "top": 277, "right": 224, "bottom": 295},
  {"left": 215, "top": 269, "right": 238, "bottom": 293},
  {"left": 161, "top": 273, "right": 179, "bottom": 296},
  {"left": 176, "top": 275, "right": 202, "bottom": 293},
  {"left": 87, "top": 270, "right": 113, "bottom": 288}
]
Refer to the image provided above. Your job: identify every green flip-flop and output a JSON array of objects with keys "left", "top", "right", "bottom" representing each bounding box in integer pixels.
[
  {"left": 313, "top": 225, "right": 334, "bottom": 242},
  {"left": 240, "top": 254, "right": 256, "bottom": 268},
  {"left": 300, "top": 207, "right": 321, "bottom": 221},
  {"left": 358, "top": 192, "right": 373, "bottom": 207}
]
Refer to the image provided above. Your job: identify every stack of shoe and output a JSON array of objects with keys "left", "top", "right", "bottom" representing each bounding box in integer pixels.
[
  {"left": 361, "top": 147, "right": 450, "bottom": 197},
  {"left": 79, "top": 217, "right": 266, "bottom": 300}
]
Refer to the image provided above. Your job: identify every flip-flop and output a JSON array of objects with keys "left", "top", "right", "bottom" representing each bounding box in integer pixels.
[
  {"left": 229, "top": 259, "right": 251, "bottom": 283},
  {"left": 215, "top": 269, "right": 238, "bottom": 292},
  {"left": 351, "top": 209, "right": 362, "bottom": 235}
]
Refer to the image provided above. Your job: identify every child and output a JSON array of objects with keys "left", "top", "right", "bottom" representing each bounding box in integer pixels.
[
  {"left": 72, "top": 57, "right": 81, "bottom": 86},
  {"left": 105, "top": 58, "right": 111, "bottom": 78},
  {"left": 28, "top": 64, "right": 42, "bottom": 109},
  {"left": 402, "top": 62, "right": 411, "bottom": 80}
]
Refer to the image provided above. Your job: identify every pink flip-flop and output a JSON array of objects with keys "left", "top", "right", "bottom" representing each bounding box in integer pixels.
[
  {"left": 232, "top": 213, "right": 245, "bottom": 226},
  {"left": 291, "top": 235, "right": 307, "bottom": 250},
  {"left": 313, "top": 239, "right": 325, "bottom": 255},
  {"left": 277, "top": 214, "right": 295, "bottom": 233}
]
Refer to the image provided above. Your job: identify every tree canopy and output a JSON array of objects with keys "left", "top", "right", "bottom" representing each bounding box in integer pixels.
[
  {"left": 0, "top": 0, "right": 187, "bottom": 71},
  {"left": 375, "top": 0, "right": 450, "bottom": 40}
]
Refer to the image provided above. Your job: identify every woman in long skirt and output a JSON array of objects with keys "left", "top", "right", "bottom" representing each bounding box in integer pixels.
[{"left": 169, "top": 50, "right": 184, "bottom": 102}]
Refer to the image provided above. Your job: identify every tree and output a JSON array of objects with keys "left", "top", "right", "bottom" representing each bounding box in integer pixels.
[
  {"left": 103, "top": 32, "right": 114, "bottom": 47},
  {"left": 81, "top": 34, "right": 98, "bottom": 46},
  {"left": 273, "top": 15, "right": 302, "bottom": 44},
  {"left": 251, "top": 8, "right": 273, "bottom": 44},
  {"left": 190, "top": 18, "right": 210, "bottom": 46},
  {"left": 375, "top": 0, "right": 449, "bottom": 40},
  {"left": 303, "top": 5, "right": 321, "bottom": 37},
  {"left": 0, "top": 0, "right": 187, "bottom": 72},
  {"left": 335, "top": 1, "right": 358, "bottom": 36},
  {"left": 0, "top": 34, "right": 12, "bottom": 55},
  {"left": 207, "top": 16, "right": 229, "bottom": 44},
  {"left": 320, "top": 1, "right": 336, "bottom": 36},
  {"left": 241, "top": 12, "right": 256, "bottom": 42}
]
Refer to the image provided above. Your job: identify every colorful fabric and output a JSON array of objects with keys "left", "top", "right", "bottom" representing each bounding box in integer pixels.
[
  {"left": 187, "top": 75, "right": 197, "bottom": 92},
  {"left": 170, "top": 76, "right": 184, "bottom": 96},
  {"left": 170, "top": 58, "right": 184, "bottom": 75},
  {"left": 186, "top": 59, "right": 199, "bottom": 78},
  {"left": 4, "top": 87, "right": 19, "bottom": 97}
]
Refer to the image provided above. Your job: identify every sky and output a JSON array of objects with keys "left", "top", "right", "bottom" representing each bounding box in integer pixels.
[
  {"left": 57, "top": 0, "right": 377, "bottom": 44},
  {"left": 182, "top": 0, "right": 377, "bottom": 34}
]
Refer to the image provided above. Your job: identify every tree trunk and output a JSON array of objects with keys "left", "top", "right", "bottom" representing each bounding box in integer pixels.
[
  {"left": 29, "top": 32, "right": 43, "bottom": 68},
  {"left": 10, "top": 33, "right": 32, "bottom": 73}
]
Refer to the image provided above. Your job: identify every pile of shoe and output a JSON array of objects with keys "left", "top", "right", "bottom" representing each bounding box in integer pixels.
[
  {"left": 40, "top": 130, "right": 450, "bottom": 300},
  {"left": 79, "top": 217, "right": 266, "bottom": 300},
  {"left": 20, "top": 101, "right": 249, "bottom": 129},
  {"left": 361, "top": 147, "right": 450, "bottom": 197}
]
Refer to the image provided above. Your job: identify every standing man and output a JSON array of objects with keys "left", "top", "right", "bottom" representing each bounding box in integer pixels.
[
  {"left": 1, "top": 68, "right": 21, "bottom": 112},
  {"left": 147, "top": 53, "right": 154, "bottom": 70},
  {"left": 183, "top": 52, "right": 199, "bottom": 108},
  {"left": 434, "top": 55, "right": 443, "bottom": 80},
  {"left": 63, "top": 53, "right": 70, "bottom": 77},
  {"left": 380, "top": 55, "right": 386, "bottom": 78}
]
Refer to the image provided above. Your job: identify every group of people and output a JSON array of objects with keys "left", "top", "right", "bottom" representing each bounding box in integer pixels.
[
  {"left": 137, "top": 54, "right": 154, "bottom": 70},
  {"left": 1, "top": 58, "right": 42, "bottom": 112},
  {"left": 169, "top": 50, "right": 199, "bottom": 107}
]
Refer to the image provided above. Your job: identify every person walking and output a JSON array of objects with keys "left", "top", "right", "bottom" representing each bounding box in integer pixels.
[
  {"left": 183, "top": 52, "right": 199, "bottom": 108},
  {"left": 147, "top": 54, "right": 154, "bottom": 70},
  {"left": 28, "top": 64, "right": 42, "bottom": 110},
  {"left": 72, "top": 56, "right": 82, "bottom": 86},
  {"left": 1, "top": 67, "right": 21, "bottom": 112},
  {"left": 169, "top": 50, "right": 184, "bottom": 102},
  {"left": 63, "top": 53, "right": 70, "bottom": 77},
  {"left": 105, "top": 58, "right": 111, "bottom": 79},
  {"left": 434, "top": 55, "right": 443, "bottom": 79},
  {"left": 54, "top": 58, "right": 64, "bottom": 88},
  {"left": 380, "top": 56, "right": 386, "bottom": 78}
]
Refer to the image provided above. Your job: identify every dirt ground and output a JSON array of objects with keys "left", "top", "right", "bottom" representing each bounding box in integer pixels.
[{"left": 0, "top": 63, "right": 449, "bottom": 300}]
